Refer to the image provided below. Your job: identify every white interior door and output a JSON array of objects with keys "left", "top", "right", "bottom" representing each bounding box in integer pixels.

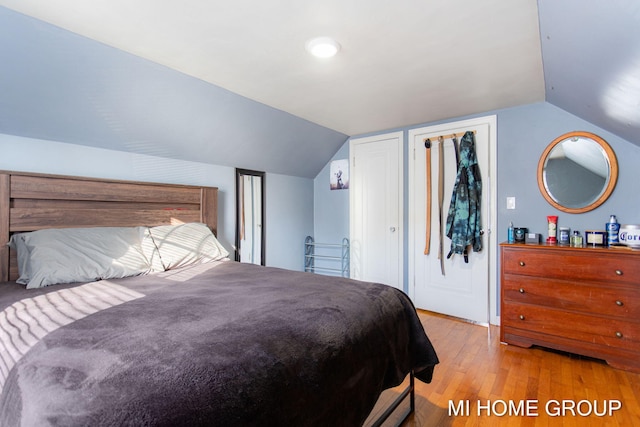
[
  {"left": 408, "top": 116, "right": 497, "bottom": 324},
  {"left": 350, "top": 132, "right": 403, "bottom": 290}
]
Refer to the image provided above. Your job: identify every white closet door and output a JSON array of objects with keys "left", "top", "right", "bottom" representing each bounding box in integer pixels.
[{"left": 350, "top": 132, "right": 403, "bottom": 290}]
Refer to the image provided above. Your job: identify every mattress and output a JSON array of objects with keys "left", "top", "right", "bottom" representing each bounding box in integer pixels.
[{"left": 0, "top": 260, "right": 438, "bottom": 426}]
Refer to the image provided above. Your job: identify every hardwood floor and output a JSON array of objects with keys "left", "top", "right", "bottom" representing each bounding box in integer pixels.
[{"left": 367, "top": 310, "right": 640, "bottom": 426}]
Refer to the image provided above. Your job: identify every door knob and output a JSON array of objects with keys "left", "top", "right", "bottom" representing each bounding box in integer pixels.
[{"left": 390, "top": 226, "right": 396, "bottom": 232}]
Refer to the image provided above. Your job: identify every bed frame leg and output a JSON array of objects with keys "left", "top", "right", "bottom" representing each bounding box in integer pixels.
[
  {"left": 370, "top": 371, "right": 415, "bottom": 427},
  {"left": 410, "top": 372, "right": 415, "bottom": 413}
]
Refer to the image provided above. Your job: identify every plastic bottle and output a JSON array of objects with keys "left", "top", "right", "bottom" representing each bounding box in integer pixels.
[
  {"left": 571, "top": 230, "right": 583, "bottom": 248},
  {"left": 508, "top": 222, "right": 515, "bottom": 244},
  {"left": 606, "top": 215, "right": 620, "bottom": 246},
  {"left": 547, "top": 215, "right": 558, "bottom": 244}
]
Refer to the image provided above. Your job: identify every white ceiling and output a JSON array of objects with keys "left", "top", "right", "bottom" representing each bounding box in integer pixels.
[{"left": 0, "top": 0, "right": 545, "bottom": 136}]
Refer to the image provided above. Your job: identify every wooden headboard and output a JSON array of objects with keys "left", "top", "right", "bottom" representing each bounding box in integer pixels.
[{"left": 0, "top": 171, "right": 218, "bottom": 282}]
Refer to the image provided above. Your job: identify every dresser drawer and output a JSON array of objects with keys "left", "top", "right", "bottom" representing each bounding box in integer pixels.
[
  {"left": 502, "top": 302, "right": 640, "bottom": 353},
  {"left": 501, "top": 247, "right": 640, "bottom": 284},
  {"left": 502, "top": 274, "right": 640, "bottom": 318}
]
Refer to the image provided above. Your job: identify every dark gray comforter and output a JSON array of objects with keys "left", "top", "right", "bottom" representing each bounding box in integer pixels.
[{"left": 0, "top": 261, "right": 438, "bottom": 426}]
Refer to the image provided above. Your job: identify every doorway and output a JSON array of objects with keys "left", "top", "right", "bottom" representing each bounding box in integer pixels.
[{"left": 408, "top": 116, "right": 497, "bottom": 324}]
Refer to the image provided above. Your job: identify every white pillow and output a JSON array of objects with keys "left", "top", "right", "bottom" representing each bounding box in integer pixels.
[
  {"left": 149, "top": 223, "right": 229, "bottom": 270},
  {"left": 20, "top": 227, "right": 157, "bottom": 289},
  {"left": 7, "top": 233, "right": 32, "bottom": 285}
]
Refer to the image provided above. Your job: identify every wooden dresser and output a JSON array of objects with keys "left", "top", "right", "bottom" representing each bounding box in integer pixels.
[{"left": 500, "top": 243, "right": 640, "bottom": 373}]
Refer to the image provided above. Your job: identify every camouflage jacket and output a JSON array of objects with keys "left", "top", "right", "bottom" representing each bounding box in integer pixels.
[{"left": 445, "top": 131, "right": 482, "bottom": 262}]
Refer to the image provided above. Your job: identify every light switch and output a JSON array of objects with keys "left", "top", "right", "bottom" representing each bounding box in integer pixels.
[{"left": 506, "top": 197, "right": 516, "bottom": 210}]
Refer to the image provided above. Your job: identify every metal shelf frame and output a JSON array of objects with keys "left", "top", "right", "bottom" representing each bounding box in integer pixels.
[{"left": 304, "top": 236, "right": 350, "bottom": 277}]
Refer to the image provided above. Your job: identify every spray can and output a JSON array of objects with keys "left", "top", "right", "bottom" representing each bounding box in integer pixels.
[
  {"left": 606, "top": 215, "right": 620, "bottom": 246},
  {"left": 507, "top": 222, "right": 515, "bottom": 244}
]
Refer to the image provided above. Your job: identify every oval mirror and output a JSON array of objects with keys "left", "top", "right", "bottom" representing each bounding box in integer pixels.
[{"left": 537, "top": 131, "right": 618, "bottom": 214}]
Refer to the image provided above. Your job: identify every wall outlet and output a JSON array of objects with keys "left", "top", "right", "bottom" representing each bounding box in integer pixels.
[{"left": 506, "top": 197, "right": 516, "bottom": 210}]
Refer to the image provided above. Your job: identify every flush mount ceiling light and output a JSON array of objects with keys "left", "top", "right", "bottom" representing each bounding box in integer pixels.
[{"left": 305, "top": 37, "right": 341, "bottom": 58}]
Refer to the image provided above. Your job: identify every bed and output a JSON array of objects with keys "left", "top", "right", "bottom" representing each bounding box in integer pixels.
[{"left": 0, "top": 170, "right": 438, "bottom": 426}]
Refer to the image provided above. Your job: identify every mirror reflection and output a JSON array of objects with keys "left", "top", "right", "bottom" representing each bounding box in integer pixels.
[
  {"left": 537, "top": 131, "right": 618, "bottom": 214},
  {"left": 544, "top": 137, "right": 608, "bottom": 207},
  {"left": 235, "top": 169, "right": 265, "bottom": 265}
]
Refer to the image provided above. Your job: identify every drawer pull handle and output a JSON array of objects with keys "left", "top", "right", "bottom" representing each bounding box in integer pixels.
[
  {"left": 616, "top": 300, "right": 624, "bottom": 307},
  {"left": 615, "top": 270, "right": 623, "bottom": 276},
  {"left": 519, "top": 288, "right": 525, "bottom": 294},
  {"left": 519, "top": 315, "right": 525, "bottom": 320},
  {"left": 519, "top": 261, "right": 525, "bottom": 267},
  {"left": 615, "top": 331, "right": 623, "bottom": 338}
]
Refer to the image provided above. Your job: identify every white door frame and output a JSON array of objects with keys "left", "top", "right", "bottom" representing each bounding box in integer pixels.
[
  {"left": 349, "top": 131, "right": 403, "bottom": 289},
  {"left": 408, "top": 116, "right": 499, "bottom": 325}
]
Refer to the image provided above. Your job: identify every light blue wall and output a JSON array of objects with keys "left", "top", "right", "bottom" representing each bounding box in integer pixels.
[
  {"left": 6, "top": 99, "right": 639, "bottom": 279},
  {"left": 1, "top": 133, "right": 312, "bottom": 271},
  {"left": 311, "top": 143, "right": 350, "bottom": 276},
  {"left": 497, "top": 103, "right": 640, "bottom": 234},
  {"left": 265, "top": 173, "right": 314, "bottom": 271},
  {"left": 313, "top": 102, "right": 640, "bottom": 308},
  {"left": 313, "top": 143, "right": 350, "bottom": 244}
]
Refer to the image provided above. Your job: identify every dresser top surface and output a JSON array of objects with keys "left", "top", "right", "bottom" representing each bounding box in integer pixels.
[{"left": 500, "top": 242, "right": 640, "bottom": 257}]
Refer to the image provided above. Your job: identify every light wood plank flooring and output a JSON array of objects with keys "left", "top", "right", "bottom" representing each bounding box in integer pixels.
[{"left": 367, "top": 310, "right": 640, "bottom": 426}]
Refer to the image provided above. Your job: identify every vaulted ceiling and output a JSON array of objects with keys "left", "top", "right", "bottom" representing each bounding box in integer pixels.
[{"left": 0, "top": 1, "right": 639, "bottom": 178}]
